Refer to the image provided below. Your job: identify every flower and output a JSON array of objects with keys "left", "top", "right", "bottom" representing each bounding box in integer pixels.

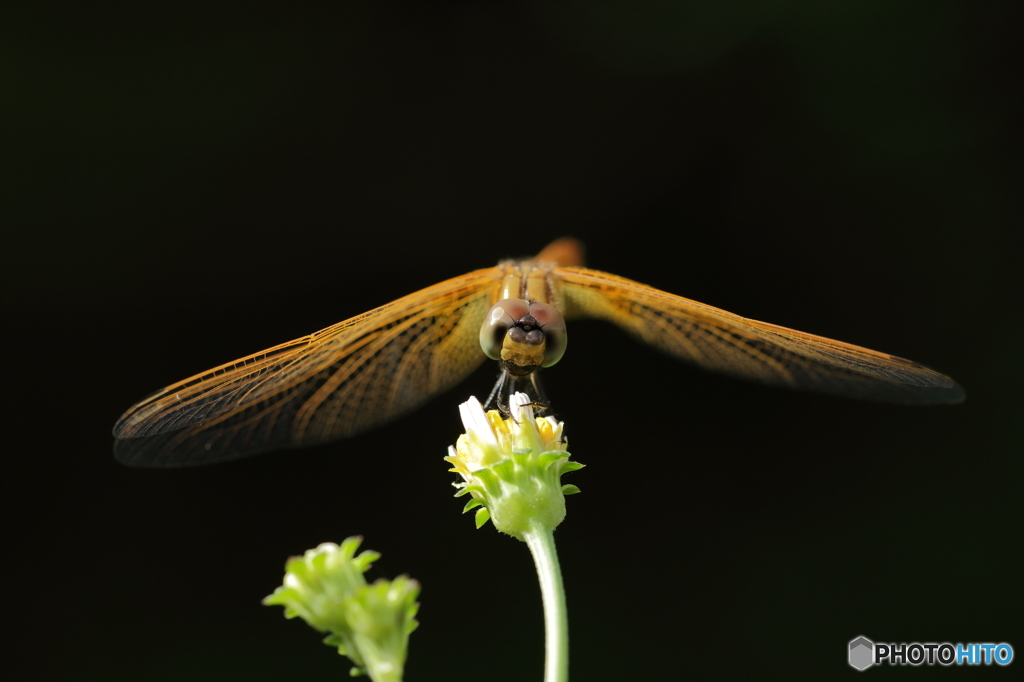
[
  {"left": 445, "top": 393, "right": 583, "bottom": 539},
  {"left": 263, "top": 537, "right": 419, "bottom": 681}
]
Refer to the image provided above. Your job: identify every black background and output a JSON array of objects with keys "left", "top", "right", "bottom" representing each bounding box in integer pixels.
[{"left": 4, "top": 3, "right": 1020, "bottom": 680}]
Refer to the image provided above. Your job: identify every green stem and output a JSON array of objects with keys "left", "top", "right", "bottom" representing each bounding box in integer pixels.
[{"left": 522, "top": 526, "right": 568, "bottom": 682}]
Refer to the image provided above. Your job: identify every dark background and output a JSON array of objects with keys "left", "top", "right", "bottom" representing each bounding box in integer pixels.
[{"left": 4, "top": 2, "right": 1020, "bottom": 680}]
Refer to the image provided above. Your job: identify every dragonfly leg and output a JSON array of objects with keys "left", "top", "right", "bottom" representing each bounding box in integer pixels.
[
  {"left": 484, "top": 368, "right": 509, "bottom": 413},
  {"left": 483, "top": 368, "right": 548, "bottom": 418},
  {"left": 526, "top": 371, "right": 551, "bottom": 416}
]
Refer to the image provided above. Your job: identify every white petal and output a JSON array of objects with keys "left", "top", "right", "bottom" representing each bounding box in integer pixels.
[
  {"left": 459, "top": 396, "right": 498, "bottom": 447},
  {"left": 509, "top": 392, "right": 535, "bottom": 422}
]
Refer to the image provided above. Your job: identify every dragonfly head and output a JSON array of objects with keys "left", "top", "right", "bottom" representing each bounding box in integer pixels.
[{"left": 480, "top": 298, "right": 567, "bottom": 376}]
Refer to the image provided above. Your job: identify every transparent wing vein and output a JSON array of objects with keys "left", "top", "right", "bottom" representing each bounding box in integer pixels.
[
  {"left": 113, "top": 268, "right": 503, "bottom": 466},
  {"left": 556, "top": 267, "right": 963, "bottom": 404}
]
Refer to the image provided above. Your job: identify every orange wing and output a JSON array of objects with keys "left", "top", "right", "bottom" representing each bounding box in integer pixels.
[
  {"left": 113, "top": 267, "right": 504, "bottom": 466},
  {"left": 556, "top": 267, "right": 964, "bottom": 405}
]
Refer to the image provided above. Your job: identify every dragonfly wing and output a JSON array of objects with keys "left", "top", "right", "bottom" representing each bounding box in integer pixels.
[
  {"left": 556, "top": 267, "right": 964, "bottom": 405},
  {"left": 114, "top": 267, "right": 504, "bottom": 466}
]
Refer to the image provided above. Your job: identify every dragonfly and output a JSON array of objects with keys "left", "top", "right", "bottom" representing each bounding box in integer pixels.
[{"left": 113, "top": 237, "right": 963, "bottom": 467}]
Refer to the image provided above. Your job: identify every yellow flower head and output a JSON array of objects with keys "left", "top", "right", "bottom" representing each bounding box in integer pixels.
[{"left": 445, "top": 393, "right": 581, "bottom": 539}]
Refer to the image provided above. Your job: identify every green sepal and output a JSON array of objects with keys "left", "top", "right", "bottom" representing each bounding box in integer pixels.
[
  {"left": 462, "top": 498, "right": 485, "bottom": 513},
  {"left": 511, "top": 450, "right": 533, "bottom": 468},
  {"left": 474, "top": 507, "right": 492, "bottom": 528},
  {"left": 455, "top": 484, "right": 485, "bottom": 497},
  {"left": 537, "top": 452, "right": 567, "bottom": 468},
  {"left": 353, "top": 552, "right": 380, "bottom": 573},
  {"left": 561, "top": 484, "right": 581, "bottom": 495},
  {"left": 348, "top": 666, "right": 365, "bottom": 677},
  {"left": 472, "top": 467, "right": 502, "bottom": 495},
  {"left": 491, "top": 458, "right": 515, "bottom": 481},
  {"left": 560, "top": 461, "right": 585, "bottom": 473},
  {"left": 323, "top": 633, "right": 348, "bottom": 654}
]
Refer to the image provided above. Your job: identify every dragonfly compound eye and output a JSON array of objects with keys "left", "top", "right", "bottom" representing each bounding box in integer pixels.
[
  {"left": 528, "top": 302, "right": 567, "bottom": 368},
  {"left": 480, "top": 299, "right": 532, "bottom": 361}
]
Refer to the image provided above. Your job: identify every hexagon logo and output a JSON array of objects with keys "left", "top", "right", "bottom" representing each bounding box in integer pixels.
[{"left": 849, "top": 636, "right": 874, "bottom": 670}]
